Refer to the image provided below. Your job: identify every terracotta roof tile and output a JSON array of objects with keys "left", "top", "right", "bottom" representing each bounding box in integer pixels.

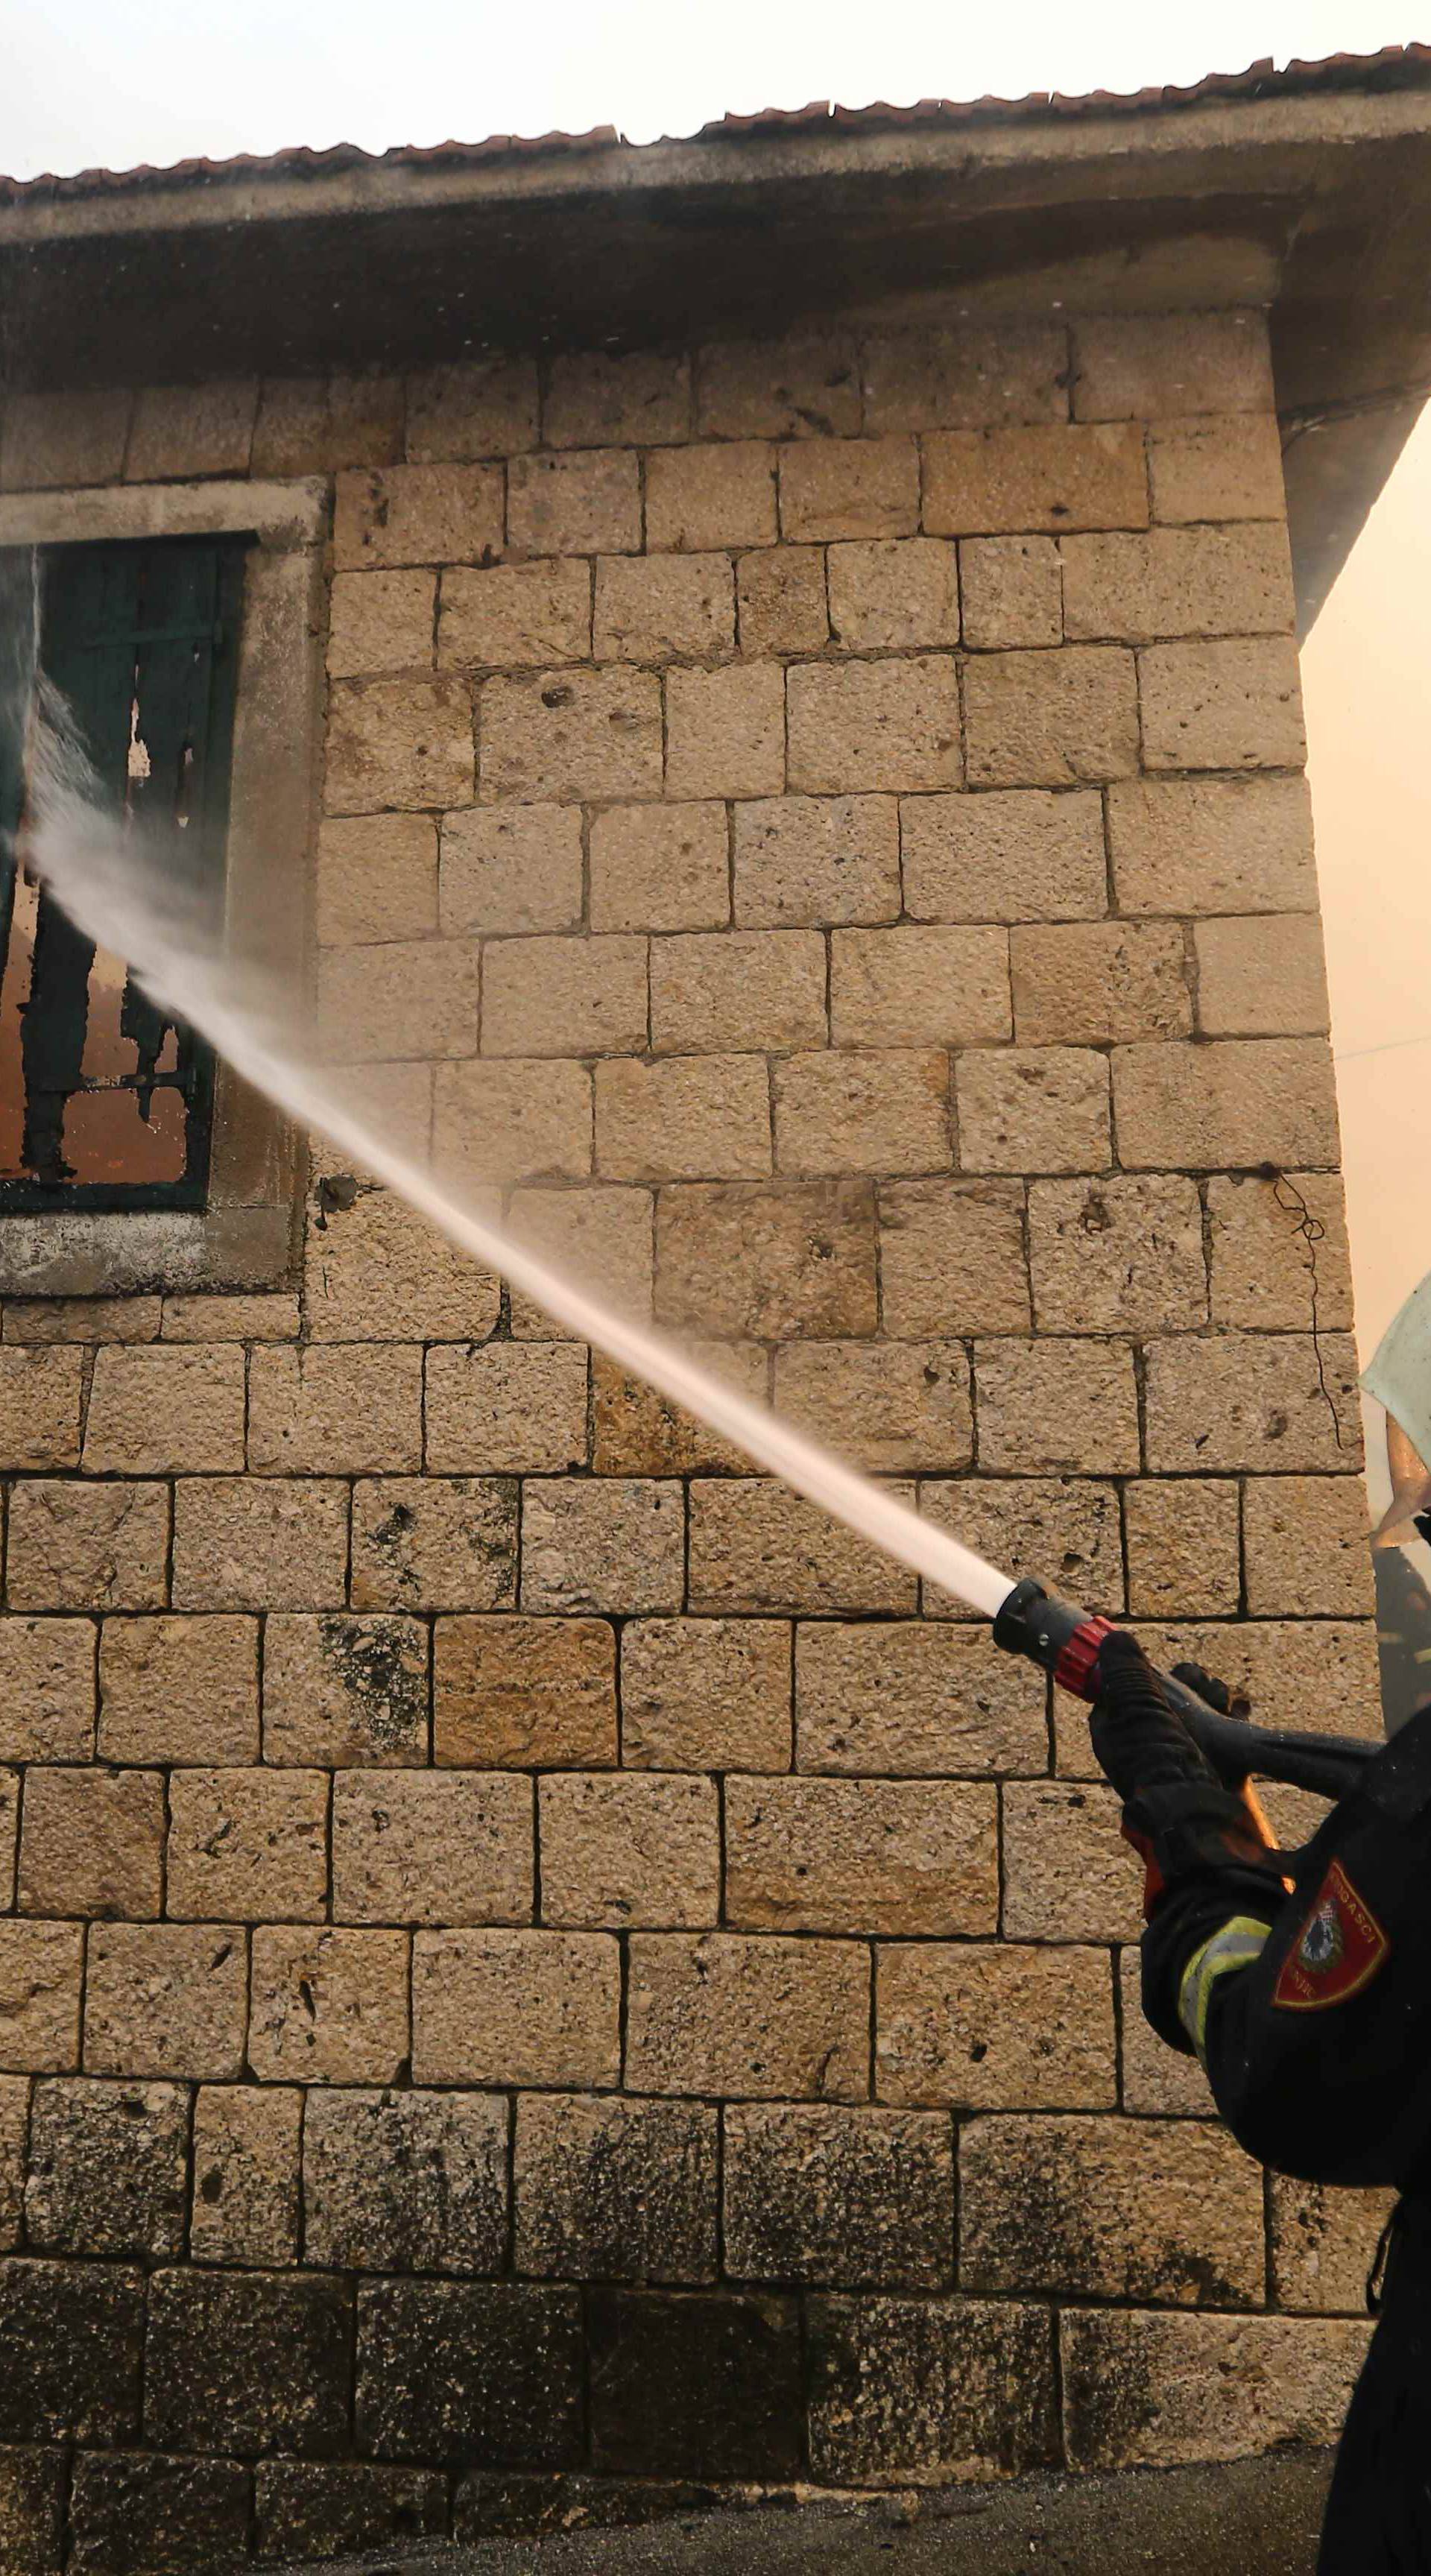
[{"left": 4, "top": 45, "right": 1431, "bottom": 204}]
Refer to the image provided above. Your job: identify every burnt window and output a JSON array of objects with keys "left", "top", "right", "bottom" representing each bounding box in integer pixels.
[{"left": 0, "top": 535, "right": 247, "bottom": 1213}]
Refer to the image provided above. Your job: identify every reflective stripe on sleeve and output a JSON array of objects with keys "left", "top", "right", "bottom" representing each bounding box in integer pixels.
[{"left": 1177, "top": 1916, "right": 1272, "bottom": 2062}]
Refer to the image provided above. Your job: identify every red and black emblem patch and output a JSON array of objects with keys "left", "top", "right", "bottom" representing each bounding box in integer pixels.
[{"left": 1273, "top": 1857, "right": 1391, "bottom": 2011}]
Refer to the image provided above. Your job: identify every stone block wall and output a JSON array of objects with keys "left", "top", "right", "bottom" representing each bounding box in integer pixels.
[{"left": 0, "top": 306, "right": 1384, "bottom": 2570}]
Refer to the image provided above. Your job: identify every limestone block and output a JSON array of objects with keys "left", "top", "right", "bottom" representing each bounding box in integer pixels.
[
  {"left": 304, "top": 1187, "right": 501, "bottom": 1342},
  {"left": 508, "top": 448, "right": 640, "bottom": 555},
  {"left": 545, "top": 349, "right": 690, "bottom": 448},
  {"left": 1002, "top": 1781, "right": 1144, "bottom": 1940},
  {"left": 651, "top": 929, "right": 824, "bottom": 1052},
  {"left": 505, "top": 1183, "right": 652, "bottom": 1336},
  {"left": 621, "top": 1618, "right": 792, "bottom": 1772},
  {"left": 1111, "top": 1038, "right": 1339, "bottom": 1172},
  {"left": 961, "top": 2113, "right": 1263, "bottom": 2305},
  {"left": 1062, "top": 524, "right": 1293, "bottom": 642},
  {"left": 956, "top": 1046, "right": 1110, "bottom": 1175},
  {"left": 900, "top": 787, "right": 1106, "bottom": 924},
  {"left": 3, "top": 1298, "right": 159, "bottom": 1345},
  {"left": 590, "top": 802, "right": 729, "bottom": 934},
  {"left": 774, "top": 1049, "right": 952, "bottom": 1176},
  {"left": 795, "top": 1620, "right": 1045, "bottom": 1775},
  {"left": 645, "top": 443, "right": 777, "bottom": 551},
  {"left": 736, "top": 546, "right": 829, "bottom": 653},
  {"left": 248, "top": 1345, "right": 423, "bottom": 1476},
  {"left": 0, "top": 1921, "right": 83, "bottom": 2072},
  {"left": 1118, "top": 1950, "right": 1214, "bottom": 2115},
  {"left": 830, "top": 926, "right": 1011, "bottom": 1047},
  {"left": 117, "top": 379, "right": 246, "bottom": 482},
  {"left": 771, "top": 1339, "right": 972, "bottom": 1472},
  {"left": 0, "top": 1619, "right": 95, "bottom": 1762},
  {"left": 654, "top": 1178, "right": 877, "bottom": 1340},
  {"left": 248, "top": 1927, "right": 408, "bottom": 2084},
  {"left": 826, "top": 536, "right": 959, "bottom": 650},
  {"left": 595, "top": 1056, "right": 771, "bottom": 1182},
  {"left": 191, "top": 2085, "right": 302, "bottom": 2266},
  {"left": 160, "top": 1295, "right": 300, "bottom": 1343},
  {"left": 923, "top": 423, "right": 1148, "bottom": 535},
  {"left": 1072, "top": 312, "right": 1274, "bottom": 421},
  {"left": 405, "top": 356, "right": 538, "bottom": 459},
  {"left": 687, "top": 1480, "right": 917, "bottom": 1616},
  {"left": 780, "top": 441, "right": 920, "bottom": 543},
  {"left": 515, "top": 2094, "right": 717, "bottom": 2282},
  {"left": 252, "top": 374, "right": 404, "bottom": 474},
  {"left": 332, "top": 1770, "right": 532, "bottom": 1926},
  {"left": 18, "top": 1770, "right": 163, "bottom": 1921},
  {"left": 327, "top": 569, "right": 436, "bottom": 678},
  {"left": 625, "top": 1932, "right": 868, "bottom": 2099},
  {"left": 786, "top": 657, "right": 961, "bottom": 794},
  {"left": 1242, "top": 1477, "right": 1374, "bottom": 1617},
  {"left": 1011, "top": 921, "right": 1191, "bottom": 1044},
  {"left": 440, "top": 804, "right": 583, "bottom": 937},
  {"left": 480, "top": 669, "right": 660, "bottom": 803},
  {"left": 171, "top": 1480, "right": 348, "bottom": 1613},
  {"left": 25, "top": 2077, "right": 187, "bottom": 2259},
  {"left": 959, "top": 536, "right": 1062, "bottom": 648},
  {"left": 807, "top": 2295, "right": 1055, "bottom": 2482},
  {"left": 84, "top": 1925, "right": 246, "bottom": 2080},
  {"left": 256, "top": 2461, "right": 448, "bottom": 2563},
  {"left": 439, "top": 559, "right": 591, "bottom": 668},
  {"left": 733, "top": 794, "right": 900, "bottom": 927},
  {"left": 304, "top": 2088, "right": 507, "bottom": 2273},
  {"left": 860, "top": 318, "right": 1067, "bottom": 434},
  {"left": 1145, "top": 1333, "right": 1361, "bottom": 1476},
  {"left": 317, "top": 814, "right": 439, "bottom": 946},
  {"left": 539, "top": 1773, "right": 720, "bottom": 1929},
  {"left": 1107, "top": 776, "right": 1316, "bottom": 915},
  {"left": 1270, "top": 2175, "right": 1397, "bottom": 2314},
  {"left": 0, "top": 1349, "right": 82, "bottom": 1471},
  {"left": 324, "top": 676, "right": 473, "bottom": 814},
  {"left": 167, "top": 1770, "right": 328, "bottom": 1923},
  {"left": 432, "top": 1060, "right": 592, "bottom": 1185},
  {"left": 333, "top": 463, "right": 503, "bottom": 569},
  {"left": 964, "top": 646, "right": 1140, "bottom": 787},
  {"left": 1139, "top": 637, "right": 1306, "bottom": 771},
  {"left": 594, "top": 553, "right": 735, "bottom": 661},
  {"left": 425, "top": 1342, "right": 588, "bottom": 1476},
  {"left": 876, "top": 1942, "right": 1116, "bottom": 2109},
  {"left": 5, "top": 1483, "right": 170, "bottom": 1614},
  {"left": 879, "top": 1177, "right": 1031, "bottom": 1336},
  {"left": 1121, "top": 1617, "right": 1380, "bottom": 1746},
  {"left": 1027, "top": 1174, "right": 1207, "bottom": 1333},
  {"left": 435, "top": 1616, "right": 617, "bottom": 1768},
  {"left": 1061, "top": 2310, "right": 1368, "bottom": 2471},
  {"left": 591, "top": 1342, "right": 765, "bottom": 1477},
  {"left": 519, "top": 1480, "right": 684, "bottom": 1615},
  {"left": 1124, "top": 1481, "right": 1242, "bottom": 1620},
  {"left": 1207, "top": 1171, "right": 1353, "bottom": 1330},
  {"left": 481, "top": 933, "right": 647, "bottom": 1057},
  {"left": 99, "top": 1617, "right": 259, "bottom": 1766},
  {"left": 262, "top": 1614, "right": 429, "bottom": 1767},
  {"left": 975, "top": 1337, "right": 1140, "bottom": 1476},
  {"left": 349, "top": 1476, "right": 517, "bottom": 1614},
  {"left": 1149, "top": 414, "right": 1287, "bottom": 523},
  {"left": 316, "top": 935, "right": 480, "bottom": 1062},
  {"left": 724, "top": 2103, "right": 953, "bottom": 2288},
  {"left": 666, "top": 663, "right": 784, "bottom": 799},
  {"left": 0, "top": 388, "right": 130, "bottom": 490},
  {"left": 697, "top": 335, "right": 860, "bottom": 441},
  {"left": 1195, "top": 915, "right": 1330, "bottom": 1037},
  {"left": 411, "top": 1928, "right": 619, "bottom": 2086}
]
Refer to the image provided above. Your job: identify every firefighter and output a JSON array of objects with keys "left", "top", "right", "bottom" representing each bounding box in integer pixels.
[{"left": 1091, "top": 1629, "right": 1431, "bottom": 2572}]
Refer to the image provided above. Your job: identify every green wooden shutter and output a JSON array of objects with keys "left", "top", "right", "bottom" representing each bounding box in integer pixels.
[{"left": 0, "top": 533, "right": 247, "bottom": 1214}]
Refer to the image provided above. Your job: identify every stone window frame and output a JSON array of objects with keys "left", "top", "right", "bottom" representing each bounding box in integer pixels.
[{"left": 0, "top": 476, "right": 326, "bottom": 1296}]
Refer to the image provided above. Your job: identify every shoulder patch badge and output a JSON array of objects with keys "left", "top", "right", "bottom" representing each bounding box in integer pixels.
[{"left": 1273, "top": 1857, "right": 1391, "bottom": 2011}]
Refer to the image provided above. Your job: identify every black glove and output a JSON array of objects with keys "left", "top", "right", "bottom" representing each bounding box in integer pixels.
[
  {"left": 1090, "top": 1632, "right": 1282, "bottom": 1899},
  {"left": 1089, "top": 1630, "right": 1219, "bottom": 1804}
]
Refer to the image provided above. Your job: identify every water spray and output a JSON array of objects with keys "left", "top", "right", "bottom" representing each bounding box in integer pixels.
[{"left": 16, "top": 681, "right": 1374, "bottom": 1808}]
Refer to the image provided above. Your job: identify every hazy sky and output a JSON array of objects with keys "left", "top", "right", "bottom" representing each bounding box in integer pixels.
[{"left": 3, "top": 0, "right": 1427, "bottom": 1366}]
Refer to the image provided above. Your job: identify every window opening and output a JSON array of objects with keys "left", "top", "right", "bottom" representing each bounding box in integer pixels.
[{"left": 0, "top": 534, "right": 247, "bottom": 1213}]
